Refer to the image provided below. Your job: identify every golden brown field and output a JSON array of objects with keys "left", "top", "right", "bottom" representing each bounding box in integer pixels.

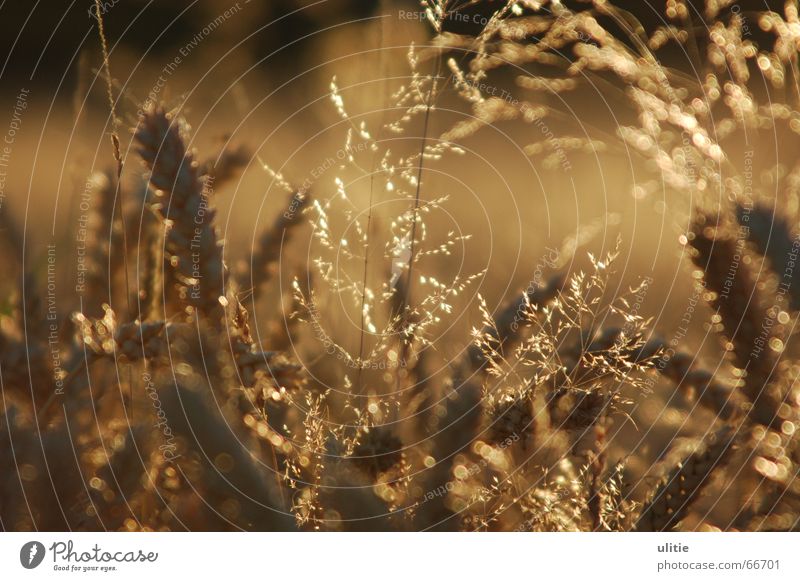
[{"left": 0, "top": 0, "right": 799, "bottom": 531}]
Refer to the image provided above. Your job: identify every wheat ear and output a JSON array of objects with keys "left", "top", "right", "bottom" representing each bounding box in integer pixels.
[
  {"left": 239, "top": 190, "right": 309, "bottom": 300},
  {"left": 739, "top": 203, "right": 800, "bottom": 310},
  {"left": 134, "top": 105, "right": 226, "bottom": 321},
  {"left": 634, "top": 426, "right": 736, "bottom": 531},
  {"left": 689, "top": 215, "right": 782, "bottom": 427}
]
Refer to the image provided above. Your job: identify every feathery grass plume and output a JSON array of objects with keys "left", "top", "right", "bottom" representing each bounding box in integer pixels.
[
  {"left": 333, "top": 398, "right": 413, "bottom": 520},
  {"left": 397, "top": 346, "right": 443, "bottom": 449},
  {"left": 443, "top": 58, "right": 553, "bottom": 145},
  {"left": 466, "top": 272, "right": 565, "bottom": 373},
  {"left": 476, "top": 249, "right": 657, "bottom": 439},
  {"left": 134, "top": 105, "right": 226, "bottom": 322},
  {"left": 289, "top": 60, "right": 483, "bottom": 381},
  {"left": 434, "top": 0, "right": 800, "bottom": 225},
  {"left": 634, "top": 426, "right": 736, "bottom": 532},
  {"left": 687, "top": 213, "right": 784, "bottom": 427},
  {"left": 227, "top": 290, "right": 305, "bottom": 393},
  {"left": 594, "top": 461, "right": 636, "bottom": 532},
  {"left": 462, "top": 249, "right": 658, "bottom": 531},
  {"left": 467, "top": 250, "right": 659, "bottom": 532},
  {"left": 435, "top": 1, "right": 768, "bottom": 205},
  {"left": 283, "top": 390, "right": 349, "bottom": 530}
]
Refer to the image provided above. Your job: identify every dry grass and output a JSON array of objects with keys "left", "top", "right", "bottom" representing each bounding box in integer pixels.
[{"left": 1, "top": 0, "right": 799, "bottom": 531}]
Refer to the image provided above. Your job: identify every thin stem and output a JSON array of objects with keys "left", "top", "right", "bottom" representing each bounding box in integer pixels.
[
  {"left": 354, "top": 9, "right": 391, "bottom": 397},
  {"left": 398, "top": 58, "right": 440, "bottom": 359},
  {"left": 94, "top": 0, "right": 135, "bottom": 422},
  {"left": 355, "top": 172, "right": 378, "bottom": 397}
]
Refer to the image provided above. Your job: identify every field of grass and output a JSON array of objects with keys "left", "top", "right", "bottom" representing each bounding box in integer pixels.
[{"left": 0, "top": 0, "right": 798, "bottom": 532}]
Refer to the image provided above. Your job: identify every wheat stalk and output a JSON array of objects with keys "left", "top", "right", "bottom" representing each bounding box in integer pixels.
[{"left": 634, "top": 426, "right": 736, "bottom": 531}]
